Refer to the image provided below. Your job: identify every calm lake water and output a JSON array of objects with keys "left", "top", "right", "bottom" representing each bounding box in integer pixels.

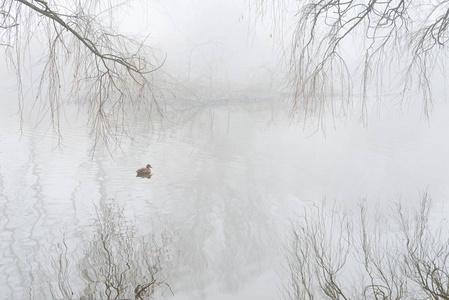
[{"left": 1, "top": 97, "right": 449, "bottom": 299}]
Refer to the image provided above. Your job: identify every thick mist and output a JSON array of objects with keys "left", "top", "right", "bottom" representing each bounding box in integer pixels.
[
  {"left": 2, "top": 2, "right": 449, "bottom": 300},
  {"left": 122, "top": 0, "right": 289, "bottom": 98}
]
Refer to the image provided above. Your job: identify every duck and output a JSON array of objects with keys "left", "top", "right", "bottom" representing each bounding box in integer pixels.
[{"left": 136, "top": 164, "right": 152, "bottom": 175}]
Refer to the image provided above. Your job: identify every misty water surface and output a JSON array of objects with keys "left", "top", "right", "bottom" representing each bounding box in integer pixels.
[{"left": 1, "top": 96, "right": 449, "bottom": 299}]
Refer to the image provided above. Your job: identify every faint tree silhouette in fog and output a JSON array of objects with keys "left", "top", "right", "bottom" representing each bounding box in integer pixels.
[
  {"left": 1, "top": 0, "right": 164, "bottom": 151},
  {"left": 256, "top": 0, "right": 449, "bottom": 121},
  {"left": 283, "top": 193, "right": 449, "bottom": 299}
]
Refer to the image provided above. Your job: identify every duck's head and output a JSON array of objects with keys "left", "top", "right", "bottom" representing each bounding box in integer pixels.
[{"left": 146, "top": 164, "right": 152, "bottom": 169}]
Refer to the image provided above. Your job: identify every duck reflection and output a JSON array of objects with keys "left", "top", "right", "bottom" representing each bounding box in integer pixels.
[{"left": 136, "top": 173, "right": 152, "bottom": 179}]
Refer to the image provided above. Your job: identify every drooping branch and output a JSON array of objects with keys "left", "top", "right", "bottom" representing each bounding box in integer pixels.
[
  {"left": 254, "top": 0, "right": 449, "bottom": 122},
  {"left": 15, "top": 0, "right": 164, "bottom": 75},
  {"left": 1, "top": 0, "right": 166, "bottom": 153}
]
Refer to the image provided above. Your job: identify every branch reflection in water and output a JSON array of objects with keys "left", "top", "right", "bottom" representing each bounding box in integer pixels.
[
  {"left": 44, "top": 201, "right": 173, "bottom": 300},
  {"left": 283, "top": 193, "right": 449, "bottom": 299}
]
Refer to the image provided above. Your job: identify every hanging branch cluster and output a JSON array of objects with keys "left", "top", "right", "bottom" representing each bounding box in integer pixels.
[
  {"left": 287, "top": 0, "right": 449, "bottom": 121},
  {"left": 1, "top": 0, "right": 164, "bottom": 152}
]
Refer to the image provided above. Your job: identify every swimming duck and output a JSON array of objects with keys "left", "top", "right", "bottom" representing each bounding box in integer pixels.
[{"left": 136, "top": 164, "right": 152, "bottom": 175}]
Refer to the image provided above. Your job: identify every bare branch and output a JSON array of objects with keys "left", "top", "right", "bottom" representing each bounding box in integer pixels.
[
  {"left": 255, "top": 0, "right": 449, "bottom": 122},
  {"left": 1, "top": 0, "right": 165, "bottom": 153}
]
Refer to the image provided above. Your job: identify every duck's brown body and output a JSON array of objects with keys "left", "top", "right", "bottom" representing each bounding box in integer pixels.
[{"left": 136, "top": 164, "right": 152, "bottom": 175}]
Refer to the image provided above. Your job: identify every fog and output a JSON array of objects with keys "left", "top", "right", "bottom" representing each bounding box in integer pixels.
[
  {"left": 120, "top": 0, "right": 289, "bottom": 98},
  {"left": 2, "top": 1, "right": 449, "bottom": 300}
]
